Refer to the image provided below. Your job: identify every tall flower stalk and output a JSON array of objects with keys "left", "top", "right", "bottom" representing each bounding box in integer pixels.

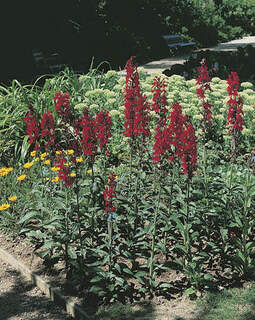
[
  {"left": 226, "top": 72, "right": 243, "bottom": 162},
  {"left": 196, "top": 59, "right": 213, "bottom": 141},
  {"left": 104, "top": 173, "right": 117, "bottom": 272},
  {"left": 196, "top": 59, "right": 212, "bottom": 203}
]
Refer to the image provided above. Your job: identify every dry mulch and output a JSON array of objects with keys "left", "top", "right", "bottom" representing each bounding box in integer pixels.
[{"left": 0, "top": 231, "right": 198, "bottom": 320}]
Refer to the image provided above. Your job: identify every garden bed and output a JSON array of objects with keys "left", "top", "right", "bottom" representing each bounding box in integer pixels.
[
  {"left": 0, "top": 230, "right": 198, "bottom": 319},
  {"left": 1, "top": 56, "right": 255, "bottom": 318}
]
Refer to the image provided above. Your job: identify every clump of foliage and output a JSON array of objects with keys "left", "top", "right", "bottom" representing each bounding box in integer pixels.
[{"left": 1, "top": 58, "right": 255, "bottom": 308}]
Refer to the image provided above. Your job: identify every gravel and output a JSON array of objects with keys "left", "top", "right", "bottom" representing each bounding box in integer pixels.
[{"left": 0, "top": 258, "right": 73, "bottom": 320}]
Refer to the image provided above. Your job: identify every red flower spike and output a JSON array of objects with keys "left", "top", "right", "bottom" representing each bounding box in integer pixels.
[
  {"left": 123, "top": 57, "right": 150, "bottom": 139},
  {"left": 151, "top": 76, "right": 168, "bottom": 120},
  {"left": 226, "top": 72, "right": 243, "bottom": 139},
  {"left": 152, "top": 103, "right": 185, "bottom": 163},
  {"left": 54, "top": 91, "right": 72, "bottom": 122},
  {"left": 24, "top": 105, "right": 40, "bottom": 150},
  {"left": 55, "top": 156, "right": 75, "bottom": 187},
  {"left": 104, "top": 174, "right": 117, "bottom": 214},
  {"left": 196, "top": 59, "right": 213, "bottom": 131},
  {"left": 94, "top": 110, "right": 112, "bottom": 154},
  {"left": 80, "top": 109, "right": 96, "bottom": 159},
  {"left": 179, "top": 118, "right": 197, "bottom": 177},
  {"left": 40, "top": 111, "right": 56, "bottom": 148}
]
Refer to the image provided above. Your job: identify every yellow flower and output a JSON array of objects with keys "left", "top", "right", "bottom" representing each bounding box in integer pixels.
[
  {"left": 52, "top": 176, "right": 59, "bottom": 182},
  {"left": 40, "top": 152, "right": 48, "bottom": 160},
  {"left": 0, "top": 168, "right": 8, "bottom": 176},
  {"left": 56, "top": 150, "right": 62, "bottom": 155},
  {"left": 45, "top": 177, "right": 50, "bottom": 181},
  {"left": 51, "top": 167, "right": 60, "bottom": 172},
  {"left": 69, "top": 172, "right": 76, "bottom": 177},
  {"left": 30, "top": 150, "right": 36, "bottom": 157},
  {"left": 41, "top": 152, "right": 48, "bottom": 158},
  {"left": 35, "top": 157, "right": 39, "bottom": 162},
  {"left": 8, "top": 196, "right": 17, "bottom": 202},
  {"left": 64, "top": 162, "right": 72, "bottom": 167},
  {"left": 0, "top": 167, "right": 13, "bottom": 177},
  {"left": 66, "top": 149, "right": 74, "bottom": 155},
  {"left": 0, "top": 203, "right": 10, "bottom": 211},
  {"left": 17, "top": 174, "right": 27, "bottom": 181},
  {"left": 76, "top": 157, "right": 84, "bottom": 163},
  {"left": 87, "top": 169, "right": 92, "bottom": 174},
  {"left": 44, "top": 160, "right": 50, "bottom": 165},
  {"left": 23, "top": 161, "right": 34, "bottom": 169}
]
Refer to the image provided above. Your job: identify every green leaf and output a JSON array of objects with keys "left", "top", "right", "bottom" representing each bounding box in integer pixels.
[
  {"left": 123, "top": 268, "right": 133, "bottom": 276},
  {"left": 158, "top": 282, "right": 173, "bottom": 289},
  {"left": 67, "top": 247, "right": 77, "bottom": 259},
  {"left": 18, "top": 211, "right": 39, "bottom": 224},
  {"left": 90, "top": 276, "right": 103, "bottom": 283},
  {"left": 204, "top": 273, "right": 213, "bottom": 280},
  {"left": 184, "top": 287, "right": 196, "bottom": 295},
  {"left": 90, "top": 285, "right": 105, "bottom": 296}
]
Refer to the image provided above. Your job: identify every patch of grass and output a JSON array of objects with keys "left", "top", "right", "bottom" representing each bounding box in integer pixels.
[
  {"left": 196, "top": 283, "right": 255, "bottom": 320},
  {"left": 93, "top": 301, "right": 155, "bottom": 320}
]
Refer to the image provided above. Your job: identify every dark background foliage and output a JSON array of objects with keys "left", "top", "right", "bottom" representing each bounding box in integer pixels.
[{"left": 0, "top": 0, "right": 254, "bottom": 85}]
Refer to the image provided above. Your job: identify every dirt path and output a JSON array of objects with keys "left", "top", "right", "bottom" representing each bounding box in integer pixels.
[
  {"left": 0, "top": 258, "right": 72, "bottom": 320},
  {"left": 138, "top": 35, "right": 255, "bottom": 75}
]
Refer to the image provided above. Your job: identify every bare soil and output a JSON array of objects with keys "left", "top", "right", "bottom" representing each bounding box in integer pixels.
[{"left": 0, "top": 231, "right": 199, "bottom": 320}]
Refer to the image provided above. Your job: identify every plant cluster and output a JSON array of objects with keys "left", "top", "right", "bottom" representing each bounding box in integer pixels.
[{"left": 1, "top": 58, "right": 255, "bottom": 306}]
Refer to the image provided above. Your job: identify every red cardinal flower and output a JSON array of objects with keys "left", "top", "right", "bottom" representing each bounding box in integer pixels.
[
  {"left": 226, "top": 72, "right": 243, "bottom": 158},
  {"left": 104, "top": 174, "right": 117, "bottom": 214},
  {"left": 54, "top": 91, "right": 72, "bottom": 122},
  {"left": 94, "top": 110, "right": 112, "bottom": 155},
  {"left": 40, "top": 111, "right": 56, "bottom": 148},
  {"left": 196, "top": 59, "right": 213, "bottom": 132},
  {"left": 179, "top": 118, "right": 197, "bottom": 177},
  {"left": 80, "top": 109, "right": 96, "bottom": 159},
  {"left": 123, "top": 57, "right": 150, "bottom": 139},
  {"left": 24, "top": 105, "right": 40, "bottom": 150},
  {"left": 55, "top": 156, "right": 75, "bottom": 187},
  {"left": 151, "top": 76, "right": 168, "bottom": 120}
]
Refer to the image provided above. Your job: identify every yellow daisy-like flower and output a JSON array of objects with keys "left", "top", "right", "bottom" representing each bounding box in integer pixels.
[
  {"left": 87, "top": 169, "right": 92, "bottom": 174},
  {"left": 8, "top": 196, "right": 17, "bottom": 202},
  {"left": 45, "top": 177, "right": 50, "bottom": 181},
  {"left": 52, "top": 176, "right": 59, "bottom": 182},
  {"left": 56, "top": 150, "right": 62, "bottom": 155},
  {"left": 44, "top": 160, "right": 50, "bottom": 165},
  {"left": 69, "top": 172, "right": 76, "bottom": 177},
  {"left": 41, "top": 152, "right": 48, "bottom": 158},
  {"left": 76, "top": 157, "right": 84, "bottom": 163},
  {"left": 66, "top": 149, "right": 74, "bottom": 155},
  {"left": 0, "top": 167, "right": 13, "bottom": 177},
  {"left": 30, "top": 150, "right": 36, "bottom": 157},
  {"left": 51, "top": 167, "right": 60, "bottom": 172},
  {"left": 23, "top": 161, "right": 34, "bottom": 169},
  {"left": 64, "top": 162, "right": 72, "bottom": 167},
  {"left": 0, "top": 168, "right": 8, "bottom": 176},
  {"left": 35, "top": 157, "right": 39, "bottom": 162},
  {"left": 40, "top": 152, "right": 48, "bottom": 160},
  {"left": 17, "top": 174, "right": 27, "bottom": 181},
  {"left": 0, "top": 203, "right": 10, "bottom": 211}
]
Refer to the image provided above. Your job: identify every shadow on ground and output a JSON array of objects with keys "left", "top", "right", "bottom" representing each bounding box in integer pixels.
[
  {"left": 0, "top": 266, "right": 157, "bottom": 320},
  {"left": 0, "top": 268, "right": 73, "bottom": 320}
]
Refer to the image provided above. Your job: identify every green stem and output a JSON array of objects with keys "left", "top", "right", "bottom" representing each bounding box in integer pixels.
[
  {"left": 163, "top": 163, "right": 175, "bottom": 260},
  {"left": 64, "top": 188, "right": 70, "bottom": 276},
  {"left": 75, "top": 164, "right": 82, "bottom": 250},
  {"left": 149, "top": 183, "right": 161, "bottom": 293},
  {"left": 184, "top": 177, "right": 191, "bottom": 266},
  {"left": 242, "top": 170, "right": 251, "bottom": 276},
  {"left": 108, "top": 220, "right": 113, "bottom": 272}
]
